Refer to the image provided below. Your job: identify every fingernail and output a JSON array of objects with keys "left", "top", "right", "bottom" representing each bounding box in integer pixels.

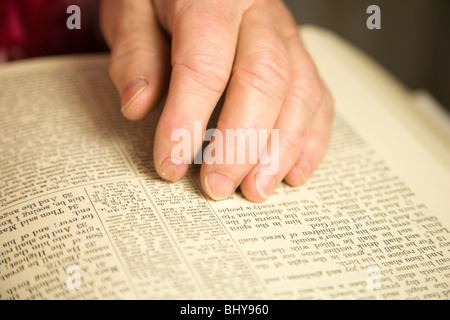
[
  {"left": 121, "top": 78, "right": 149, "bottom": 113},
  {"left": 255, "top": 173, "right": 277, "bottom": 200},
  {"left": 297, "top": 160, "right": 311, "bottom": 183},
  {"left": 160, "top": 157, "right": 186, "bottom": 181},
  {"left": 205, "top": 172, "right": 235, "bottom": 200}
]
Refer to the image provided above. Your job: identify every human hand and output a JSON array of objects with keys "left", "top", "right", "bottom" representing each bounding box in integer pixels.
[{"left": 100, "top": 0, "right": 334, "bottom": 202}]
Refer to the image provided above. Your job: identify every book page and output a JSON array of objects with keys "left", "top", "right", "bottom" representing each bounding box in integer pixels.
[{"left": 0, "top": 27, "right": 449, "bottom": 300}]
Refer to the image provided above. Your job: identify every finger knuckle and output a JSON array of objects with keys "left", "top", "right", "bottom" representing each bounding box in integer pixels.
[
  {"left": 108, "top": 39, "right": 152, "bottom": 80},
  {"left": 173, "top": 54, "right": 230, "bottom": 95},
  {"left": 290, "top": 69, "right": 325, "bottom": 115},
  {"left": 234, "top": 50, "right": 290, "bottom": 101},
  {"left": 278, "top": 131, "right": 304, "bottom": 158}
]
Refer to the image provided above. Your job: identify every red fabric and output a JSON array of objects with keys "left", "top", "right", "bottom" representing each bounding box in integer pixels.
[{"left": 0, "top": 0, "right": 107, "bottom": 61}]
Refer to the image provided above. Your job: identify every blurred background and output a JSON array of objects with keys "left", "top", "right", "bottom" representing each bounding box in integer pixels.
[
  {"left": 285, "top": 0, "right": 450, "bottom": 111},
  {"left": 1, "top": 0, "right": 449, "bottom": 110}
]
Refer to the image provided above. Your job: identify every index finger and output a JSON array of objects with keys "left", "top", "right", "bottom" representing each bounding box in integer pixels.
[{"left": 153, "top": 1, "right": 243, "bottom": 181}]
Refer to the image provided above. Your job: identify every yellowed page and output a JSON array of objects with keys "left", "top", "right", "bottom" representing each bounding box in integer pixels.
[{"left": 0, "top": 26, "right": 449, "bottom": 300}]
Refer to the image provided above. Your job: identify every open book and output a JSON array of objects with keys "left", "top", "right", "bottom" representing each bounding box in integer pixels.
[{"left": 1, "top": 26, "right": 449, "bottom": 300}]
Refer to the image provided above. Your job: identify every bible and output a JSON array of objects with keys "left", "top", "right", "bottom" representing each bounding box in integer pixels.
[{"left": 1, "top": 26, "right": 449, "bottom": 300}]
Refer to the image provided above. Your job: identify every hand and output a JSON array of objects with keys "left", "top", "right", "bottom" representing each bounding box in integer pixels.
[{"left": 100, "top": 0, "right": 334, "bottom": 202}]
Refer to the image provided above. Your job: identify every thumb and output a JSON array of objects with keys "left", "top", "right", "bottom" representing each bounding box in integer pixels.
[{"left": 100, "top": 0, "right": 170, "bottom": 120}]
